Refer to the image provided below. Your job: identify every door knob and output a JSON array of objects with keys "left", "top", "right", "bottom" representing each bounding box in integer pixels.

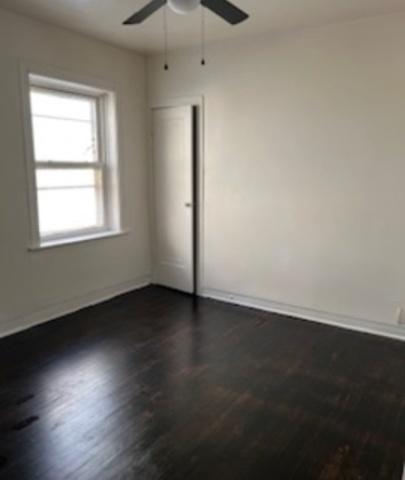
[{"left": 185, "top": 202, "right": 193, "bottom": 208}]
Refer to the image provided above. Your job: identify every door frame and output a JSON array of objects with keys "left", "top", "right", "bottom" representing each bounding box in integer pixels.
[{"left": 149, "top": 96, "right": 205, "bottom": 295}]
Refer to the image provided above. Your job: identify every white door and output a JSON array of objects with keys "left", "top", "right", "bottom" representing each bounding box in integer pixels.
[{"left": 152, "top": 106, "right": 194, "bottom": 293}]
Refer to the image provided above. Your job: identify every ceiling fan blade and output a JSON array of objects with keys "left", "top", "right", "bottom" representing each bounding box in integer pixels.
[
  {"left": 201, "top": 0, "right": 248, "bottom": 25},
  {"left": 123, "top": 0, "right": 167, "bottom": 25}
]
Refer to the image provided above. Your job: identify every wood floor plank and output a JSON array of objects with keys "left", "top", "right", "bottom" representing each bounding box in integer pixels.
[{"left": 0, "top": 286, "right": 404, "bottom": 479}]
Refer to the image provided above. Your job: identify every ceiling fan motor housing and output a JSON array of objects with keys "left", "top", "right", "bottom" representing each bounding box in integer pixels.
[{"left": 168, "top": 0, "right": 201, "bottom": 15}]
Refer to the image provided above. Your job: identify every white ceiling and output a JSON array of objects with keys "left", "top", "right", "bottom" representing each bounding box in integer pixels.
[{"left": 1, "top": 0, "right": 405, "bottom": 53}]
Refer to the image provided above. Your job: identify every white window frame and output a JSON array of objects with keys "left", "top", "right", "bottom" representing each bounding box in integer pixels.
[{"left": 21, "top": 65, "right": 124, "bottom": 249}]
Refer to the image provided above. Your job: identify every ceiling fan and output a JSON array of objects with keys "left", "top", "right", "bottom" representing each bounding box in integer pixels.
[{"left": 123, "top": 0, "right": 249, "bottom": 26}]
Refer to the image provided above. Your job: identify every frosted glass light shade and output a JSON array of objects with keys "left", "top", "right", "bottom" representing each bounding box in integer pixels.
[{"left": 168, "top": 0, "right": 200, "bottom": 15}]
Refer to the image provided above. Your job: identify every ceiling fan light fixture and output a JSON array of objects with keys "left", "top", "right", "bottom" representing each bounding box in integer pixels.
[{"left": 168, "top": 0, "right": 201, "bottom": 15}]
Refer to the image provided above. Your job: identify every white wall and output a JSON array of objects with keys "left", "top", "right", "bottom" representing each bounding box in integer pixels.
[
  {"left": 148, "top": 13, "right": 405, "bottom": 336},
  {"left": 0, "top": 8, "right": 151, "bottom": 337}
]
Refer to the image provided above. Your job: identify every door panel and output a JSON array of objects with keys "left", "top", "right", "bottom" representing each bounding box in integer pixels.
[{"left": 152, "top": 106, "right": 194, "bottom": 293}]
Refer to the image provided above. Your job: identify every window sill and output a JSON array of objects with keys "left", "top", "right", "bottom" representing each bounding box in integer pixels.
[{"left": 28, "top": 230, "right": 130, "bottom": 251}]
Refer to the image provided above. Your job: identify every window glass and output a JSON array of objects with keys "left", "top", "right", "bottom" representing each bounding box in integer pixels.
[
  {"left": 36, "top": 169, "right": 100, "bottom": 189},
  {"left": 37, "top": 187, "right": 100, "bottom": 236},
  {"left": 30, "top": 90, "right": 97, "bottom": 163}
]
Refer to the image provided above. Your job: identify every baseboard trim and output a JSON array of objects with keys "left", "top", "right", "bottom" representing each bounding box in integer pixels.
[
  {"left": 3, "top": 281, "right": 403, "bottom": 342},
  {"left": 0, "top": 275, "right": 151, "bottom": 339},
  {"left": 202, "top": 288, "right": 405, "bottom": 342}
]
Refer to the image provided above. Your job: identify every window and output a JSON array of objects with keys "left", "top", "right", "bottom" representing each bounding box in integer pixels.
[{"left": 25, "top": 73, "right": 121, "bottom": 247}]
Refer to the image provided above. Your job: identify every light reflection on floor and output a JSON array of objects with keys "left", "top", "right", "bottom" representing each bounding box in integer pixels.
[{"left": 37, "top": 349, "right": 147, "bottom": 477}]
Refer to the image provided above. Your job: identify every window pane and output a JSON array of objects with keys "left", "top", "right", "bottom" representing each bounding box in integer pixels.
[
  {"left": 36, "top": 169, "right": 100, "bottom": 189},
  {"left": 31, "top": 89, "right": 93, "bottom": 121},
  {"left": 32, "top": 116, "right": 97, "bottom": 163},
  {"left": 25, "top": 81, "right": 118, "bottom": 242},
  {"left": 37, "top": 187, "right": 102, "bottom": 237}
]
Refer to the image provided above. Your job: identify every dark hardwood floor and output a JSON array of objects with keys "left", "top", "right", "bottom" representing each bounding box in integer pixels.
[{"left": 0, "top": 286, "right": 404, "bottom": 480}]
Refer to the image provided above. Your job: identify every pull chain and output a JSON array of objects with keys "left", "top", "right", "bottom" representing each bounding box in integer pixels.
[
  {"left": 201, "top": 5, "right": 206, "bottom": 66},
  {"left": 164, "top": 4, "right": 169, "bottom": 70}
]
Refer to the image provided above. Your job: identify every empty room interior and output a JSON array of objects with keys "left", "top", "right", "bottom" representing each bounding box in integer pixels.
[{"left": 1, "top": 0, "right": 405, "bottom": 478}]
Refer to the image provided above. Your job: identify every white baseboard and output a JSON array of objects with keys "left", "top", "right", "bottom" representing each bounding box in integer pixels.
[
  {"left": 3, "top": 280, "right": 403, "bottom": 342},
  {"left": 202, "top": 288, "right": 405, "bottom": 342},
  {"left": 0, "top": 275, "right": 151, "bottom": 339}
]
